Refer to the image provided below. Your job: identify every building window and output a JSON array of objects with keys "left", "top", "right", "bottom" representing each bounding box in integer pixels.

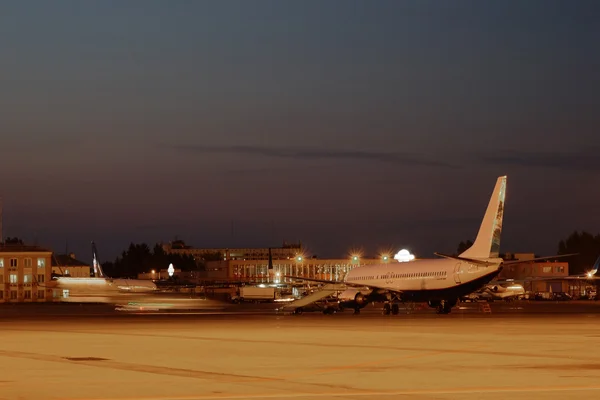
[
  {"left": 24, "top": 290, "right": 31, "bottom": 299},
  {"left": 38, "top": 290, "right": 45, "bottom": 299},
  {"left": 0, "top": 290, "right": 3, "bottom": 299},
  {"left": 24, "top": 274, "right": 32, "bottom": 284},
  {"left": 0, "top": 274, "right": 3, "bottom": 283},
  {"left": 543, "top": 266, "right": 552, "bottom": 273},
  {"left": 10, "top": 258, "right": 18, "bottom": 268},
  {"left": 37, "top": 274, "right": 45, "bottom": 283},
  {"left": 556, "top": 266, "right": 565, "bottom": 273},
  {"left": 9, "top": 274, "right": 18, "bottom": 284},
  {"left": 10, "top": 291, "right": 17, "bottom": 300},
  {"left": 0, "top": 258, "right": 4, "bottom": 268},
  {"left": 37, "top": 258, "right": 46, "bottom": 268},
  {"left": 24, "top": 258, "right": 32, "bottom": 267}
]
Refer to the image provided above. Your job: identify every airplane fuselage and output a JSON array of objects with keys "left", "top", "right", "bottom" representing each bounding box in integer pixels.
[
  {"left": 50, "top": 277, "right": 157, "bottom": 294},
  {"left": 344, "top": 258, "right": 503, "bottom": 302}
]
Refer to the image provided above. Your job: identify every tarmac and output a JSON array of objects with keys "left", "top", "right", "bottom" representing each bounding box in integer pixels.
[{"left": 2, "top": 303, "right": 600, "bottom": 400}]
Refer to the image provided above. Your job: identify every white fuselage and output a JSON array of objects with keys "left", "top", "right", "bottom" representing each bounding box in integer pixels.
[
  {"left": 344, "top": 258, "right": 503, "bottom": 296},
  {"left": 51, "top": 277, "right": 157, "bottom": 294}
]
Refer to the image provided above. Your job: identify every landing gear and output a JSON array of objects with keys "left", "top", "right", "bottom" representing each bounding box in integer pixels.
[
  {"left": 382, "top": 302, "right": 400, "bottom": 315},
  {"left": 353, "top": 307, "right": 361, "bottom": 315},
  {"left": 435, "top": 300, "right": 455, "bottom": 314},
  {"left": 383, "top": 303, "right": 391, "bottom": 315}
]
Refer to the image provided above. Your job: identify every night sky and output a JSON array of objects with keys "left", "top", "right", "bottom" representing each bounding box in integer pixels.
[{"left": 1, "top": 1, "right": 600, "bottom": 263}]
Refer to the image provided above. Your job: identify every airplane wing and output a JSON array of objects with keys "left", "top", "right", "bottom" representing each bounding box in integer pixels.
[
  {"left": 494, "top": 255, "right": 600, "bottom": 284},
  {"left": 282, "top": 275, "right": 366, "bottom": 288},
  {"left": 502, "top": 253, "right": 578, "bottom": 265}
]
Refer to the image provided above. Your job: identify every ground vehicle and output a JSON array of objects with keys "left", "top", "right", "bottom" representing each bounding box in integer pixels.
[{"left": 230, "top": 286, "right": 275, "bottom": 303}]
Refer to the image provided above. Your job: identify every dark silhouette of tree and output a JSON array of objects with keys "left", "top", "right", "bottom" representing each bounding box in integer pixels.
[
  {"left": 455, "top": 240, "right": 473, "bottom": 256},
  {"left": 557, "top": 231, "right": 600, "bottom": 276},
  {"left": 100, "top": 242, "right": 200, "bottom": 278},
  {"left": 3, "top": 237, "right": 24, "bottom": 245}
]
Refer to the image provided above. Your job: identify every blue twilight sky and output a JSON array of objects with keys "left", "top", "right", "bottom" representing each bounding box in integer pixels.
[{"left": 1, "top": 0, "right": 599, "bottom": 263}]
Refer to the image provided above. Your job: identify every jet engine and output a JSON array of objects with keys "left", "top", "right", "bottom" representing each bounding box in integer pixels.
[{"left": 338, "top": 289, "right": 371, "bottom": 308}]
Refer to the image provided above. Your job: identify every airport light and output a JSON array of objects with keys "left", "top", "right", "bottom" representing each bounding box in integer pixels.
[
  {"left": 394, "top": 249, "right": 415, "bottom": 262},
  {"left": 296, "top": 256, "right": 303, "bottom": 262},
  {"left": 168, "top": 263, "right": 175, "bottom": 277}
]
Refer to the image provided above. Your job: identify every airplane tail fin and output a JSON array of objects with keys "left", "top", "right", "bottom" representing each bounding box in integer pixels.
[
  {"left": 459, "top": 176, "right": 507, "bottom": 260},
  {"left": 590, "top": 256, "right": 600, "bottom": 276},
  {"left": 91, "top": 241, "right": 106, "bottom": 278}
]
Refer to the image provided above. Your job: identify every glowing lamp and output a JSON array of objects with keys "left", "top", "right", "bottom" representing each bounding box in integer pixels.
[{"left": 394, "top": 249, "right": 415, "bottom": 262}]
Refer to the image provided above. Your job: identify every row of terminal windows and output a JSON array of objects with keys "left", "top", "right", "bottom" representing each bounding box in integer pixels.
[
  {"left": 0, "top": 290, "right": 45, "bottom": 300},
  {"left": 0, "top": 274, "right": 45, "bottom": 284},
  {"left": 0, "top": 258, "right": 46, "bottom": 268},
  {"left": 355, "top": 271, "right": 448, "bottom": 281}
]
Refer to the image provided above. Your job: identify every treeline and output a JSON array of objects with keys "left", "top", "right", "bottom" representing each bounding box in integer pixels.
[
  {"left": 99, "top": 243, "right": 222, "bottom": 279},
  {"left": 457, "top": 231, "right": 600, "bottom": 276}
]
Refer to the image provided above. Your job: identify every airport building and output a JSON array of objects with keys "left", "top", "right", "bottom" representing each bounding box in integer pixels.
[
  {"left": 52, "top": 253, "right": 91, "bottom": 278},
  {"left": 162, "top": 240, "right": 303, "bottom": 261},
  {"left": 203, "top": 256, "right": 389, "bottom": 283},
  {"left": 0, "top": 244, "right": 53, "bottom": 303},
  {"left": 499, "top": 253, "right": 571, "bottom": 294}
]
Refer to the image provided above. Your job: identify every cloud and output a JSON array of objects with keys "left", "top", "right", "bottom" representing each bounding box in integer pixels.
[
  {"left": 167, "top": 144, "right": 455, "bottom": 168},
  {"left": 479, "top": 147, "right": 600, "bottom": 171}
]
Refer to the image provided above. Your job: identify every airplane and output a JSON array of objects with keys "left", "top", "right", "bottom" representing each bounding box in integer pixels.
[
  {"left": 284, "top": 175, "right": 509, "bottom": 315},
  {"left": 284, "top": 175, "right": 577, "bottom": 315},
  {"left": 463, "top": 283, "right": 525, "bottom": 302},
  {"left": 47, "top": 241, "right": 157, "bottom": 299}
]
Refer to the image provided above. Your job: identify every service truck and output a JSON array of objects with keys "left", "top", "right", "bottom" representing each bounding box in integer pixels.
[{"left": 231, "top": 286, "right": 275, "bottom": 303}]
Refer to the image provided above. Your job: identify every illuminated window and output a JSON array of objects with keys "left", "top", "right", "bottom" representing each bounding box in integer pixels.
[
  {"left": 10, "top": 258, "right": 17, "bottom": 268},
  {"left": 556, "top": 266, "right": 564, "bottom": 273},
  {"left": 24, "top": 258, "right": 32, "bottom": 267},
  {"left": 0, "top": 258, "right": 4, "bottom": 268},
  {"left": 24, "top": 274, "right": 32, "bottom": 284},
  {"left": 37, "top": 258, "right": 45, "bottom": 268},
  {"left": 543, "top": 266, "right": 552, "bottom": 273},
  {"left": 9, "top": 274, "right": 17, "bottom": 284}
]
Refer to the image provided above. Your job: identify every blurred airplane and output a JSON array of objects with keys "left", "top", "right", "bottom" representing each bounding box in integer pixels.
[
  {"left": 47, "top": 242, "right": 157, "bottom": 300},
  {"left": 463, "top": 283, "right": 525, "bottom": 302}
]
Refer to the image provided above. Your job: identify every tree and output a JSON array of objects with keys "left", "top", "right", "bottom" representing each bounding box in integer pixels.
[
  {"left": 557, "top": 231, "right": 600, "bottom": 276},
  {"left": 3, "top": 237, "right": 24, "bottom": 245},
  {"left": 455, "top": 240, "right": 473, "bottom": 256}
]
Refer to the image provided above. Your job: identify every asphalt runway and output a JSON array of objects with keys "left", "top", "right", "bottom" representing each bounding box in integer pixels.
[{"left": 2, "top": 305, "right": 600, "bottom": 400}]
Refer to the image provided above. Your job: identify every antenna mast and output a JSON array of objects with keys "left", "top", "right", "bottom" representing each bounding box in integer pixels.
[{"left": 0, "top": 197, "right": 3, "bottom": 245}]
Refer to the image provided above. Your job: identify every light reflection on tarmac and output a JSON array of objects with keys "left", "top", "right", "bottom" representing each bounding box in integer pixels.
[{"left": 1, "top": 302, "right": 600, "bottom": 399}]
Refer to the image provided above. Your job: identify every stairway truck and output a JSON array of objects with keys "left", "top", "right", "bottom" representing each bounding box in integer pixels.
[{"left": 232, "top": 286, "right": 275, "bottom": 303}]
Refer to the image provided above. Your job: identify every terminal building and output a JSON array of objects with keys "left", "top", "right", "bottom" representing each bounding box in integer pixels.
[
  {"left": 202, "top": 255, "right": 391, "bottom": 283},
  {"left": 162, "top": 240, "right": 303, "bottom": 262},
  {"left": 0, "top": 244, "right": 53, "bottom": 303},
  {"left": 499, "top": 253, "right": 573, "bottom": 295}
]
